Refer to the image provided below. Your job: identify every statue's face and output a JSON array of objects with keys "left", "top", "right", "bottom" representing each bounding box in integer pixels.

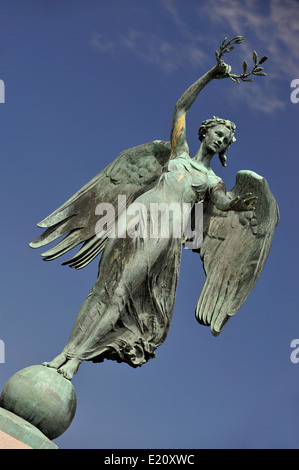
[{"left": 203, "top": 125, "right": 232, "bottom": 155}]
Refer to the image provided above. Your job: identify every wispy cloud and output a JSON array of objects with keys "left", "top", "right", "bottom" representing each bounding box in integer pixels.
[
  {"left": 159, "top": 0, "right": 195, "bottom": 40},
  {"left": 197, "top": 0, "right": 299, "bottom": 78},
  {"left": 90, "top": 27, "right": 207, "bottom": 73},
  {"left": 90, "top": 0, "right": 207, "bottom": 73},
  {"left": 90, "top": 32, "right": 116, "bottom": 53},
  {"left": 91, "top": 30, "right": 173, "bottom": 72},
  {"left": 90, "top": 0, "right": 298, "bottom": 113},
  {"left": 196, "top": 0, "right": 299, "bottom": 112},
  {"left": 228, "top": 78, "right": 286, "bottom": 114},
  {"left": 268, "top": 0, "right": 299, "bottom": 77}
]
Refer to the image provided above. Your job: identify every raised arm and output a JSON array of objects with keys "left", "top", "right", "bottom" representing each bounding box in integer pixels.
[
  {"left": 169, "top": 36, "right": 268, "bottom": 160},
  {"left": 169, "top": 61, "right": 231, "bottom": 159}
]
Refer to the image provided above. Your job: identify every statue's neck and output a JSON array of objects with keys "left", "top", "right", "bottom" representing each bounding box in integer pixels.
[{"left": 193, "top": 145, "right": 214, "bottom": 169}]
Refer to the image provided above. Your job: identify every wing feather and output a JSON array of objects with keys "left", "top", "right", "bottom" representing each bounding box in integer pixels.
[
  {"left": 30, "top": 140, "right": 171, "bottom": 268},
  {"left": 196, "top": 170, "right": 279, "bottom": 336}
]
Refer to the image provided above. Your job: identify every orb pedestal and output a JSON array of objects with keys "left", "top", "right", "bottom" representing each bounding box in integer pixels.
[{"left": 0, "top": 365, "right": 77, "bottom": 448}]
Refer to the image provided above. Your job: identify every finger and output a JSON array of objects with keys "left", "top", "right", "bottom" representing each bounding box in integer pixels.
[
  {"left": 245, "top": 201, "right": 256, "bottom": 210},
  {"left": 241, "top": 195, "right": 258, "bottom": 202},
  {"left": 243, "top": 197, "right": 258, "bottom": 204},
  {"left": 243, "top": 194, "right": 258, "bottom": 202}
]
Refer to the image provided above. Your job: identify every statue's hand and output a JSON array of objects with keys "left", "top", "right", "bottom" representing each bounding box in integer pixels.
[
  {"left": 212, "top": 36, "right": 268, "bottom": 84},
  {"left": 213, "top": 191, "right": 257, "bottom": 212},
  {"left": 228, "top": 193, "right": 258, "bottom": 211},
  {"left": 212, "top": 59, "right": 232, "bottom": 80}
]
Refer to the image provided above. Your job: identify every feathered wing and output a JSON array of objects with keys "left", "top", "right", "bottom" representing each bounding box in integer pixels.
[
  {"left": 30, "top": 140, "right": 171, "bottom": 269},
  {"left": 195, "top": 170, "right": 279, "bottom": 336}
]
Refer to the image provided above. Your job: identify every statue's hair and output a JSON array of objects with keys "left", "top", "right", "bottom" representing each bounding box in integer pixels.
[{"left": 198, "top": 116, "right": 236, "bottom": 167}]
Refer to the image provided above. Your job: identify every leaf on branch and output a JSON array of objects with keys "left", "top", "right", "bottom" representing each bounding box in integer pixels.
[
  {"left": 229, "top": 75, "right": 240, "bottom": 84},
  {"left": 258, "top": 56, "right": 268, "bottom": 64},
  {"left": 224, "top": 46, "right": 234, "bottom": 53},
  {"left": 220, "top": 37, "right": 228, "bottom": 49},
  {"left": 241, "top": 77, "right": 254, "bottom": 82},
  {"left": 253, "top": 72, "right": 267, "bottom": 76},
  {"left": 243, "top": 60, "right": 248, "bottom": 74},
  {"left": 231, "top": 36, "right": 246, "bottom": 44},
  {"left": 253, "top": 50, "right": 258, "bottom": 64}
]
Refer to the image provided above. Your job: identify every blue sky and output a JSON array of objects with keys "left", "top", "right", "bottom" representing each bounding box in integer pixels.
[{"left": 0, "top": 0, "right": 298, "bottom": 449}]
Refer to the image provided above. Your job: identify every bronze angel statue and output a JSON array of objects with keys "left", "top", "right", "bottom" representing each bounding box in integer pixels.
[{"left": 30, "top": 37, "right": 279, "bottom": 380}]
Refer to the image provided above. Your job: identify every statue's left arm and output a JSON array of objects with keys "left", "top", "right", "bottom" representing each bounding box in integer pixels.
[{"left": 210, "top": 183, "right": 258, "bottom": 212}]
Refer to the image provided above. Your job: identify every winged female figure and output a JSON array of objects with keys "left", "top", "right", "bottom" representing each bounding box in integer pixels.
[{"left": 30, "top": 37, "right": 279, "bottom": 380}]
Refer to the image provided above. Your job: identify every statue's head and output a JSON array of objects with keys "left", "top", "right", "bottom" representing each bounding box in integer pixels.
[{"left": 198, "top": 116, "right": 236, "bottom": 167}]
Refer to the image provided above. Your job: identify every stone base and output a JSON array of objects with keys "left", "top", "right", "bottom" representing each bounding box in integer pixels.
[
  {"left": 0, "top": 430, "right": 31, "bottom": 449},
  {"left": 0, "top": 407, "right": 58, "bottom": 449}
]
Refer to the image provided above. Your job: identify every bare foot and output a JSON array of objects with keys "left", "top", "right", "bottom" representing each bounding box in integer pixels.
[
  {"left": 57, "top": 358, "right": 81, "bottom": 380},
  {"left": 43, "top": 352, "right": 67, "bottom": 370}
]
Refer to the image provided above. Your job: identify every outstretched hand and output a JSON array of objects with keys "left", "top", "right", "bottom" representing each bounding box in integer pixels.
[{"left": 229, "top": 192, "right": 258, "bottom": 211}]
